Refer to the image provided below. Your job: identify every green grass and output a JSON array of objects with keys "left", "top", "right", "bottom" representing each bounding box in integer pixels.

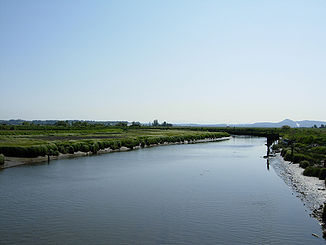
[{"left": 0, "top": 127, "right": 229, "bottom": 158}]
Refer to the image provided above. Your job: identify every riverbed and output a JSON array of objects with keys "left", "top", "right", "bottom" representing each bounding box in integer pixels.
[{"left": 0, "top": 136, "right": 324, "bottom": 244}]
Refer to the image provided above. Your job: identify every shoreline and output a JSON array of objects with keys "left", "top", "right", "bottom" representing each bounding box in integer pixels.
[
  {"left": 270, "top": 153, "right": 326, "bottom": 224},
  {"left": 1, "top": 136, "right": 231, "bottom": 169}
]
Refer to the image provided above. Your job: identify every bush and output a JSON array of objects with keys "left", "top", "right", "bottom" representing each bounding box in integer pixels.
[
  {"left": 323, "top": 204, "right": 326, "bottom": 222},
  {"left": 319, "top": 168, "right": 326, "bottom": 180},
  {"left": 281, "top": 148, "right": 291, "bottom": 157},
  {"left": 284, "top": 150, "right": 292, "bottom": 161},
  {"left": 68, "top": 146, "right": 74, "bottom": 154},
  {"left": 311, "top": 146, "right": 326, "bottom": 155},
  {"left": 292, "top": 153, "right": 307, "bottom": 163},
  {"left": 299, "top": 160, "right": 310, "bottom": 169},
  {"left": 0, "top": 154, "right": 4, "bottom": 165},
  {"left": 303, "top": 166, "right": 321, "bottom": 177},
  {"left": 90, "top": 142, "right": 99, "bottom": 154},
  {"left": 121, "top": 139, "right": 137, "bottom": 149},
  {"left": 80, "top": 143, "right": 90, "bottom": 153},
  {"left": 272, "top": 144, "right": 281, "bottom": 151}
]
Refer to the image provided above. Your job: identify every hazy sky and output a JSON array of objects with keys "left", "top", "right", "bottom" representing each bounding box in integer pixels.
[{"left": 1, "top": 0, "right": 325, "bottom": 124}]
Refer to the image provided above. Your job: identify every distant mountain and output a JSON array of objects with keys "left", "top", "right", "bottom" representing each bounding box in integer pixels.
[
  {"left": 247, "top": 119, "right": 326, "bottom": 128},
  {"left": 176, "top": 119, "right": 326, "bottom": 128}
]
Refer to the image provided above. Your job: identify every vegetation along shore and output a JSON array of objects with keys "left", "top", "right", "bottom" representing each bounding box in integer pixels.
[{"left": 0, "top": 123, "right": 229, "bottom": 168}]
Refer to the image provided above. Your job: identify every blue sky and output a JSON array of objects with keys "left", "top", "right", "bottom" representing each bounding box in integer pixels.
[{"left": 1, "top": 0, "right": 325, "bottom": 123}]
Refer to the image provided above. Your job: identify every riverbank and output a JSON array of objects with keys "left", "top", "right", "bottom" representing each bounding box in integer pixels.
[
  {"left": 270, "top": 154, "right": 326, "bottom": 224},
  {"left": 1, "top": 136, "right": 231, "bottom": 169}
]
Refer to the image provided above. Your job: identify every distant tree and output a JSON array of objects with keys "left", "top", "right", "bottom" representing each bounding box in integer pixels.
[
  {"left": 313, "top": 124, "right": 318, "bottom": 128},
  {"left": 72, "top": 121, "right": 81, "bottom": 127},
  {"left": 153, "top": 119, "right": 159, "bottom": 126},
  {"left": 55, "top": 121, "right": 69, "bottom": 127},
  {"left": 282, "top": 125, "right": 291, "bottom": 130},
  {"left": 131, "top": 121, "right": 141, "bottom": 127},
  {"left": 116, "top": 122, "right": 128, "bottom": 127},
  {"left": 81, "top": 121, "right": 88, "bottom": 127},
  {"left": 320, "top": 124, "right": 325, "bottom": 128},
  {"left": 22, "top": 121, "right": 30, "bottom": 126}
]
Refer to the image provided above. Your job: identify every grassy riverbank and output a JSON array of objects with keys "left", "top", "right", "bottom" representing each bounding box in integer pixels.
[
  {"left": 272, "top": 128, "right": 326, "bottom": 175},
  {"left": 270, "top": 127, "right": 326, "bottom": 223},
  {"left": 0, "top": 125, "right": 229, "bottom": 160}
]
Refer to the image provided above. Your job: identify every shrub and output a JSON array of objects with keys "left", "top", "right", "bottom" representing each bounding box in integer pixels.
[
  {"left": 303, "top": 166, "right": 321, "bottom": 177},
  {"left": 90, "top": 142, "right": 99, "bottom": 154},
  {"left": 57, "top": 145, "right": 67, "bottom": 154},
  {"left": 311, "top": 146, "right": 326, "bottom": 155},
  {"left": 108, "top": 141, "right": 120, "bottom": 150},
  {"left": 284, "top": 150, "right": 292, "bottom": 161},
  {"left": 80, "top": 143, "right": 90, "bottom": 152},
  {"left": 27, "top": 145, "right": 49, "bottom": 157},
  {"left": 97, "top": 141, "right": 105, "bottom": 150},
  {"left": 319, "top": 168, "right": 326, "bottom": 180},
  {"left": 292, "top": 153, "right": 306, "bottom": 163},
  {"left": 272, "top": 144, "right": 280, "bottom": 151},
  {"left": 323, "top": 204, "right": 326, "bottom": 222},
  {"left": 0, "top": 154, "right": 4, "bottom": 165},
  {"left": 281, "top": 148, "right": 288, "bottom": 157},
  {"left": 120, "top": 139, "right": 134, "bottom": 149},
  {"left": 68, "top": 146, "right": 74, "bottom": 154},
  {"left": 299, "top": 160, "right": 310, "bottom": 169}
]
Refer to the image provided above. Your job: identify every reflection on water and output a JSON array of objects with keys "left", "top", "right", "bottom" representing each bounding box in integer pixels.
[{"left": 0, "top": 136, "right": 325, "bottom": 245}]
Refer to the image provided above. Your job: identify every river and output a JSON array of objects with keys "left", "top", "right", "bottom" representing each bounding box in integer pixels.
[{"left": 0, "top": 136, "right": 324, "bottom": 244}]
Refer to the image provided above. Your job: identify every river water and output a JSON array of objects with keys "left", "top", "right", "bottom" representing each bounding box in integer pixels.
[{"left": 0, "top": 136, "right": 325, "bottom": 244}]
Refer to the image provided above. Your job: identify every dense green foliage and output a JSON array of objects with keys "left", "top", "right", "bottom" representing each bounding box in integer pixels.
[
  {"left": 303, "top": 166, "right": 321, "bottom": 177},
  {"left": 169, "top": 126, "right": 280, "bottom": 138},
  {"left": 272, "top": 127, "right": 326, "bottom": 219},
  {"left": 274, "top": 127, "right": 326, "bottom": 174},
  {"left": 299, "top": 160, "right": 310, "bottom": 169}
]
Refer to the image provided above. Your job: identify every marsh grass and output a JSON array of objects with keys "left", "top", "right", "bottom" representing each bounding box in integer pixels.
[{"left": 0, "top": 127, "right": 229, "bottom": 158}]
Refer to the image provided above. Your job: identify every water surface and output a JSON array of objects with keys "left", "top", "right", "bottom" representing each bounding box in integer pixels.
[{"left": 0, "top": 136, "right": 324, "bottom": 244}]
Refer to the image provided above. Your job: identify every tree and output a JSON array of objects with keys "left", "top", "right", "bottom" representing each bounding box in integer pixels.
[
  {"left": 55, "top": 121, "right": 70, "bottom": 127},
  {"left": 153, "top": 119, "right": 159, "bottom": 126},
  {"left": 131, "top": 121, "right": 141, "bottom": 127},
  {"left": 116, "top": 122, "right": 127, "bottom": 127}
]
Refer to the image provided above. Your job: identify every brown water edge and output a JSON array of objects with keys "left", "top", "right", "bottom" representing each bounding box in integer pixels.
[{"left": 0, "top": 137, "right": 231, "bottom": 169}]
